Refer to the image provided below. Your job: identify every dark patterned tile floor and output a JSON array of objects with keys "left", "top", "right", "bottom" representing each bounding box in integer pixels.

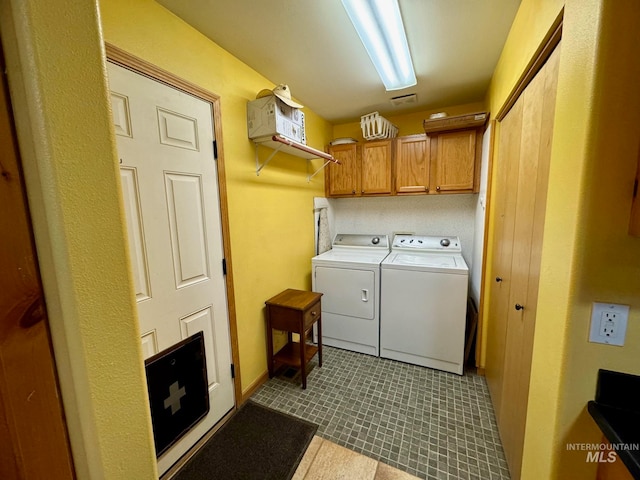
[{"left": 251, "top": 346, "right": 510, "bottom": 480}]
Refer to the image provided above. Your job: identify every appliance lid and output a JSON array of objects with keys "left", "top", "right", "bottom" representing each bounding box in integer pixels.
[
  {"left": 391, "top": 253, "right": 458, "bottom": 267},
  {"left": 382, "top": 252, "right": 468, "bottom": 274},
  {"left": 332, "top": 234, "right": 389, "bottom": 250},
  {"left": 312, "top": 248, "right": 390, "bottom": 265},
  {"left": 391, "top": 234, "right": 461, "bottom": 253}
]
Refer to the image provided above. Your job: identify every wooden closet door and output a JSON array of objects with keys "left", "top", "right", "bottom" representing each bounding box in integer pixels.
[
  {"left": 486, "top": 45, "right": 561, "bottom": 480},
  {"left": 485, "top": 98, "right": 524, "bottom": 419}
]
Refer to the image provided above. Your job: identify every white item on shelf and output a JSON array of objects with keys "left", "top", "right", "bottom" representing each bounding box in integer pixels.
[
  {"left": 360, "top": 112, "right": 398, "bottom": 140},
  {"left": 429, "top": 112, "right": 448, "bottom": 119},
  {"left": 330, "top": 137, "right": 358, "bottom": 145},
  {"left": 247, "top": 95, "right": 305, "bottom": 144}
]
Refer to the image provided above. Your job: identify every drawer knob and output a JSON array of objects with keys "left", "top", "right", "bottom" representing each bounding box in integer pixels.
[
  {"left": 515, "top": 303, "right": 524, "bottom": 311},
  {"left": 311, "top": 311, "right": 317, "bottom": 316}
]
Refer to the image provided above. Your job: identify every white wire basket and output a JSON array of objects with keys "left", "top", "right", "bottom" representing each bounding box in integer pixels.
[{"left": 360, "top": 112, "right": 398, "bottom": 140}]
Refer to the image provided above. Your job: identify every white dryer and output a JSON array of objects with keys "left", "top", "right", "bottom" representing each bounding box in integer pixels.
[
  {"left": 380, "top": 234, "right": 468, "bottom": 375},
  {"left": 312, "top": 234, "right": 389, "bottom": 356}
]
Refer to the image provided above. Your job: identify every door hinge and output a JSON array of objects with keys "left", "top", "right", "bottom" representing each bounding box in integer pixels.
[
  {"left": 222, "top": 258, "right": 227, "bottom": 275},
  {"left": 230, "top": 364, "right": 235, "bottom": 379},
  {"left": 213, "top": 140, "right": 218, "bottom": 160}
]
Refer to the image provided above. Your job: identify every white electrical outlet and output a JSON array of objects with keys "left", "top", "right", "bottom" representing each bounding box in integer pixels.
[{"left": 589, "top": 303, "right": 630, "bottom": 346}]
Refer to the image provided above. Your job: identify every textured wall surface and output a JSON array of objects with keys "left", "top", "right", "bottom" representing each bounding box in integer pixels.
[
  {"left": 0, "top": 0, "right": 157, "bottom": 477},
  {"left": 331, "top": 195, "right": 478, "bottom": 268}
]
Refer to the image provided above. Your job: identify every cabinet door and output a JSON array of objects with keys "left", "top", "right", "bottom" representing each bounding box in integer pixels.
[
  {"left": 326, "top": 144, "right": 358, "bottom": 196},
  {"left": 431, "top": 129, "right": 477, "bottom": 193},
  {"left": 361, "top": 140, "right": 392, "bottom": 195},
  {"left": 395, "top": 134, "right": 429, "bottom": 194}
]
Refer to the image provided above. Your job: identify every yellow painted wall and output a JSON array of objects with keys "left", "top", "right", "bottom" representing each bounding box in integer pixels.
[
  {"left": 481, "top": 0, "right": 565, "bottom": 366},
  {"left": 486, "top": 0, "right": 565, "bottom": 115},
  {"left": 100, "top": 0, "right": 333, "bottom": 393},
  {"left": 536, "top": 1, "right": 640, "bottom": 478},
  {"left": 6, "top": 0, "right": 638, "bottom": 478},
  {"left": 0, "top": 0, "right": 157, "bottom": 477},
  {"left": 485, "top": 0, "right": 640, "bottom": 478}
]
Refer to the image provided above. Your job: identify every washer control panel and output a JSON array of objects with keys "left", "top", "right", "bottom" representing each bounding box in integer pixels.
[{"left": 392, "top": 234, "right": 461, "bottom": 253}]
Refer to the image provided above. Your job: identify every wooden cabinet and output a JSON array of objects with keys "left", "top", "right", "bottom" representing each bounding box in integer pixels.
[
  {"left": 421, "top": 112, "right": 486, "bottom": 195},
  {"left": 395, "top": 134, "right": 430, "bottom": 194},
  {"left": 326, "top": 117, "right": 485, "bottom": 198},
  {"left": 394, "top": 129, "right": 481, "bottom": 195},
  {"left": 326, "top": 143, "right": 359, "bottom": 196},
  {"left": 361, "top": 140, "right": 393, "bottom": 194},
  {"left": 430, "top": 129, "right": 480, "bottom": 193},
  {"left": 326, "top": 141, "right": 392, "bottom": 197}
]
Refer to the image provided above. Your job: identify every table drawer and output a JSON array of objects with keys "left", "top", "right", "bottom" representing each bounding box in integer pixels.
[
  {"left": 268, "top": 305, "right": 302, "bottom": 332},
  {"left": 304, "top": 300, "right": 322, "bottom": 330}
]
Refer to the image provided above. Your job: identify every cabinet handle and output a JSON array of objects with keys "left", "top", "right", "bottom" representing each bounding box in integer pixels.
[
  {"left": 361, "top": 190, "right": 365, "bottom": 194},
  {"left": 436, "top": 186, "right": 441, "bottom": 191},
  {"left": 515, "top": 304, "right": 524, "bottom": 311},
  {"left": 311, "top": 311, "right": 317, "bottom": 316},
  {"left": 496, "top": 276, "right": 502, "bottom": 283},
  {"left": 352, "top": 189, "right": 356, "bottom": 194},
  {"left": 361, "top": 289, "right": 369, "bottom": 302}
]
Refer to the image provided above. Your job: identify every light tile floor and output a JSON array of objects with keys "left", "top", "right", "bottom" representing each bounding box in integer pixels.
[
  {"left": 251, "top": 346, "right": 511, "bottom": 480},
  {"left": 294, "top": 436, "right": 420, "bottom": 480}
]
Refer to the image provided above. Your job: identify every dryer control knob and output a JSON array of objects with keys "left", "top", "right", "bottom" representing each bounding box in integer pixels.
[
  {"left": 372, "top": 237, "right": 380, "bottom": 245},
  {"left": 440, "top": 238, "right": 451, "bottom": 247}
]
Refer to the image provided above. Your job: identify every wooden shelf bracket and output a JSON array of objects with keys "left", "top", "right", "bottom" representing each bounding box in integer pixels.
[{"left": 254, "top": 135, "right": 340, "bottom": 182}]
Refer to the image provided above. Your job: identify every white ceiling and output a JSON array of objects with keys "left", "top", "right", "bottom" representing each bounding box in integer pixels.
[{"left": 156, "top": 0, "right": 521, "bottom": 123}]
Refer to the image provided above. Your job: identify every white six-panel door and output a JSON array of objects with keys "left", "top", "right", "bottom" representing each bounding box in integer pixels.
[{"left": 107, "top": 62, "right": 234, "bottom": 474}]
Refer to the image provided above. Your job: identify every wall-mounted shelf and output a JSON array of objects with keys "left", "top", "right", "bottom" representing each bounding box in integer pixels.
[
  {"left": 254, "top": 135, "right": 340, "bottom": 182},
  {"left": 423, "top": 112, "right": 488, "bottom": 134}
]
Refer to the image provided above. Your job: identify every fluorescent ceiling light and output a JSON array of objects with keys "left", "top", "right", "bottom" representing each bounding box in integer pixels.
[{"left": 341, "top": 0, "right": 417, "bottom": 91}]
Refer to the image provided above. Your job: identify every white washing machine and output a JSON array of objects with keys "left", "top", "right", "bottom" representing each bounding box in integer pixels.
[
  {"left": 312, "top": 234, "right": 389, "bottom": 356},
  {"left": 380, "top": 234, "right": 468, "bottom": 375}
]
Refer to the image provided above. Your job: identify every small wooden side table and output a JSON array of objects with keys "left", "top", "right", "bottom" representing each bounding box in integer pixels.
[{"left": 265, "top": 289, "right": 322, "bottom": 389}]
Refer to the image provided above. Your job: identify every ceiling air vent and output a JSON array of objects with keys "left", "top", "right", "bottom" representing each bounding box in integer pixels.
[{"left": 390, "top": 93, "right": 417, "bottom": 107}]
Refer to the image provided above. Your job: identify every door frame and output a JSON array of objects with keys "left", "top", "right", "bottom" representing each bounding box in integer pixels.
[
  {"left": 105, "top": 43, "right": 242, "bottom": 407},
  {"left": 0, "top": 42, "right": 76, "bottom": 480}
]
